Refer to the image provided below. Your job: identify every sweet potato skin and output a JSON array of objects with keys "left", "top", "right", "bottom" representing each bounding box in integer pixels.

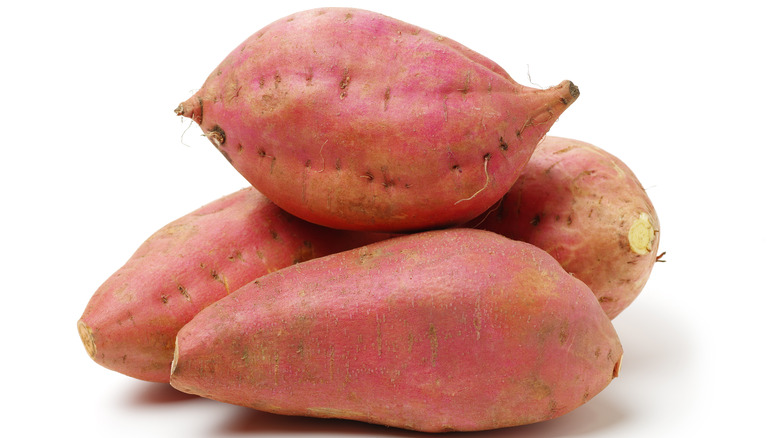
[
  {"left": 175, "top": 8, "right": 578, "bottom": 232},
  {"left": 170, "top": 228, "right": 622, "bottom": 432},
  {"left": 474, "top": 136, "right": 660, "bottom": 318},
  {"left": 77, "top": 187, "right": 390, "bottom": 382}
]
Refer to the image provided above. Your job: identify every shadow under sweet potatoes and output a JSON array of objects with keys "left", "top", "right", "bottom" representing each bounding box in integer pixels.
[
  {"left": 212, "top": 391, "right": 628, "bottom": 438},
  {"left": 127, "top": 381, "right": 200, "bottom": 405}
]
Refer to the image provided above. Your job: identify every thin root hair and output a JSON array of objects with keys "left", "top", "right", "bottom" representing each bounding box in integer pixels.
[
  {"left": 179, "top": 118, "right": 196, "bottom": 147},
  {"left": 454, "top": 154, "right": 491, "bottom": 205}
]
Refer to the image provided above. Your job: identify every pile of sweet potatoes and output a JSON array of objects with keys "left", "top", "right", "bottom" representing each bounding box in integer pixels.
[{"left": 78, "top": 7, "right": 660, "bottom": 433}]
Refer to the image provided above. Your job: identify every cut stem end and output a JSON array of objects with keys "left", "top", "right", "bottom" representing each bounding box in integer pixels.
[{"left": 77, "top": 320, "right": 97, "bottom": 359}]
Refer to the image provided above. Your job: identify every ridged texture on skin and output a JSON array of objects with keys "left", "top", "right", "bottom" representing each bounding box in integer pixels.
[
  {"left": 474, "top": 137, "right": 660, "bottom": 318},
  {"left": 175, "top": 8, "right": 578, "bottom": 232},
  {"left": 77, "top": 187, "right": 391, "bottom": 382},
  {"left": 170, "top": 229, "right": 622, "bottom": 432}
]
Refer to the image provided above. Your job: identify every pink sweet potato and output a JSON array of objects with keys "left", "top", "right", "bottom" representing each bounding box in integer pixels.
[
  {"left": 175, "top": 8, "right": 578, "bottom": 232},
  {"left": 77, "top": 187, "right": 391, "bottom": 382},
  {"left": 473, "top": 136, "right": 660, "bottom": 318},
  {"left": 170, "top": 228, "right": 622, "bottom": 432}
]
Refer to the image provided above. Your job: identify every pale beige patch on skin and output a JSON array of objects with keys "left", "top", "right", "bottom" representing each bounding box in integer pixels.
[{"left": 112, "top": 285, "right": 136, "bottom": 304}]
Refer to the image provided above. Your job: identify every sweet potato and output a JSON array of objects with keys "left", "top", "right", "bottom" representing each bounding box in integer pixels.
[
  {"left": 473, "top": 136, "right": 660, "bottom": 318},
  {"left": 170, "top": 228, "right": 622, "bottom": 432},
  {"left": 77, "top": 187, "right": 391, "bottom": 382},
  {"left": 175, "top": 8, "right": 578, "bottom": 232}
]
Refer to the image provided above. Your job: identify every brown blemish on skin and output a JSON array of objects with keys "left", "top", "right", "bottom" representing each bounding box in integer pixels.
[
  {"left": 206, "top": 125, "right": 226, "bottom": 147},
  {"left": 458, "top": 71, "right": 471, "bottom": 94},
  {"left": 207, "top": 267, "right": 230, "bottom": 294},
  {"left": 340, "top": 68, "right": 350, "bottom": 99},
  {"left": 428, "top": 324, "right": 438, "bottom": 365},
  {"left": 553, "top": 145, "right": 578, "bottom": 155},
  {"left": 383, "top": 87, "right": 391, "bottom": 111},
  {"left": 558, "top": 323, "right": 569, "bottom": 345},
  {"left": 227, "top": 251, "right": 245, "bottom": 262},
  {"left": 380, "top": 166, "right": 395, "bottom": 188},
  {"left": 177, "top": 284, "right": 191, "bottom": 302},
  {"left": 293, "top": 241, "right": 315, "bottom": 264},
  {"left": 305, "top": 67, "right": 314, "bottom": 85},
  {"left": 499, "top": 137, "right": 509, "bottom": 151}
]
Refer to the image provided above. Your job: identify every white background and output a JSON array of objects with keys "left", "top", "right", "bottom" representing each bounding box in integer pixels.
[{"left": 3, "top": 0, "right": 778, "bottom": 436}]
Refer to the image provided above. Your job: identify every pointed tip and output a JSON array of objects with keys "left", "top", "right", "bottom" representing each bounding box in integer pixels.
[
  {"left": 567, "top": 80, "right": 580, "bottom": 102},
  {"left": 613, "top": 354, "right": 623, "bottom": 378},
  {"left": 174, "top": 96, "right": 203, "bottom": 124},
  {"left": 555, "top": 80, "right": 579, "bottom": 107}
]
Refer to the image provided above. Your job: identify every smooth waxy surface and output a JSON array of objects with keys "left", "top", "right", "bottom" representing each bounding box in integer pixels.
[
  {"left": 78, "top": 188, "right": 390, "bottom": 382},
  {"left": 171, "top": 228, "right": 622, "bottom": 432},
  {"left": 176, "top": 8, "right": 578, "bottom": 232}
]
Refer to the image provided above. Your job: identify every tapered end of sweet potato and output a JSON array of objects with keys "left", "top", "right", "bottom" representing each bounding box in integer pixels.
[
  {"left": 78, "top": 319, "right": 97, "bottom": 359},
  {"left": 174, "top": 95, "right": 203, "bottom": 124},
  {"left": 543, "top": 80, "right": 579, "bottom": 111},
  {"left": 563, "top": 80, "right": 580, "bottom": 104},
  {"left": 513, "top": 80, "right": 580, "bottom": 152},
  {"left": 613, "top": 354, "right": 623, "bottom": 378}
]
